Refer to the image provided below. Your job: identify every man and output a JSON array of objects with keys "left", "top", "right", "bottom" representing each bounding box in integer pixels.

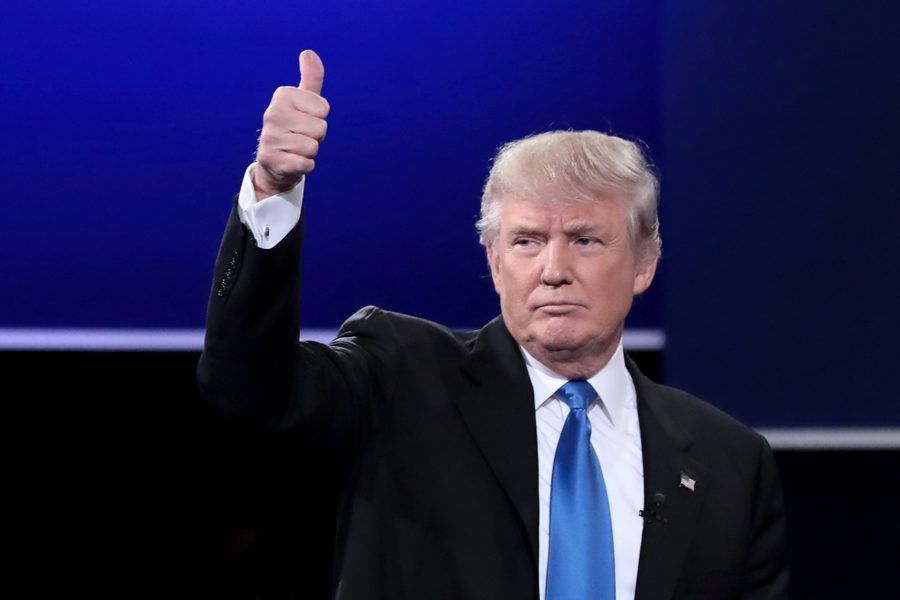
[{"left": 198, "top": 50, "right": 788, "bottom": 599}]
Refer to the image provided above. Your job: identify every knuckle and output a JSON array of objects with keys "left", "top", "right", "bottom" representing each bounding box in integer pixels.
[
  {"left": 256, "top": 149, "right": 274, "bottom": 168},
  {"left": 263, "top": 106, "right": 284, "bottom": 127},
  {"left": 271, "top": 87, "right": 296, "bottom": 109},
  {"left": 259, "top": 132, "right": 277, "bottom": 147}
]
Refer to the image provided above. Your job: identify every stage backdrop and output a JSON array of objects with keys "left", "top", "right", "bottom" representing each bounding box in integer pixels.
[
  {"left": 0, "top": 0, "right": 661, "bottom": 331},
  {"left": 2, "top": 1, "right": 898, "bottom": 430}
]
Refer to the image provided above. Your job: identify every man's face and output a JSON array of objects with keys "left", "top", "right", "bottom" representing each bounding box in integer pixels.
[{"left": 487, "top": 193, "right": 657, "bottom": 372}]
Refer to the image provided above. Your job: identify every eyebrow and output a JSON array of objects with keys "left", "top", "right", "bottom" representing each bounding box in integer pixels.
[
  {"left": 506, "top": 225, "right": 546, "bottom": 237},
  {"left": 505, "top": 221, "right": 606, "bottom": 238},
  {"left": 561, "top": 221, "right": 602, "bottom": 236}
]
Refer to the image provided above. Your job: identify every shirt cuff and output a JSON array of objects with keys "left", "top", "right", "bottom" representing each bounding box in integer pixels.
[{"left": 237, "top": 163, "right": 305, "bottom": 249}]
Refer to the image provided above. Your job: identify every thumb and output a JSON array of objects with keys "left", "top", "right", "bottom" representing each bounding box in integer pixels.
[{"left": 298, "top": 49, "right": 325, "bottom": 95}]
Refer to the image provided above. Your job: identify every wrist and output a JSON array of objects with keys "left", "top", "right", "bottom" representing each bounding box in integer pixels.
[{"left": 252, "top": 165, "right": 298, "bottom": 200}]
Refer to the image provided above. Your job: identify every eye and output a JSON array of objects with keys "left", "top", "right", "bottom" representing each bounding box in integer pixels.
[
  {"left": 575, "top": 237, "right": 598, "bottom": 246},
  {"left": 513, "top": 237, "right": 536, "bottom": 247}
]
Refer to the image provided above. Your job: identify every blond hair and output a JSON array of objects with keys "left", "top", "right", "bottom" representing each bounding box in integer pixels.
[{"left": 476, "top": 130, "right": 661, "bottom": 262}]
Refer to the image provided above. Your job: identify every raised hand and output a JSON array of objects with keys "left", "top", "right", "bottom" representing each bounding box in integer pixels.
[{"left": 253, "top": 50, "right": 330, "bottom": 199}]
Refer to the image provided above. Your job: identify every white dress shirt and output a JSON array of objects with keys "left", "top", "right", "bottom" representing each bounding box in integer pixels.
[
  {"left": 237, "top": 163, "right": 305, "bottom": 249},
  {"left": 522, "top": 344, "right": 644, "bottom": 600},
  {"left": 235, "top": 166, "right": 644, "bottom": 599}
]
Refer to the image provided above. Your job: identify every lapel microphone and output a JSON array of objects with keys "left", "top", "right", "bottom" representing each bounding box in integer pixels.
[{"left": 639, "top": 492, "right": 667, "bottom": 524}]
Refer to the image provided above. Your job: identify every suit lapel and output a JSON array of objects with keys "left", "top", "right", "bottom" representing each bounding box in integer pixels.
[
  {"left": 455, "top": 317, "right": 541, "bottom": 573},
  {"left": 628, "top": 356, "right": 710, "bottom": 600},
  {"left": 451, "top": 331, "right": 710, "bottom": 596}
]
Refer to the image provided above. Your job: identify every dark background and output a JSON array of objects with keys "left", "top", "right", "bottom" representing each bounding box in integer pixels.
[
  {"left": 660, "top": 0, "right": 900, "bottom": 427},
  {"left": 11, "top": 351, "right": 898, "bottom": 598},
  {"left": 4, "top": 0, "right": 899, "bottom": 597}
]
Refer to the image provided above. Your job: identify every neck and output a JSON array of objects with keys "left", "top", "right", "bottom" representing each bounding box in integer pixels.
[{"left": 524, "top": 335, "right": 621, "bottom": 380}]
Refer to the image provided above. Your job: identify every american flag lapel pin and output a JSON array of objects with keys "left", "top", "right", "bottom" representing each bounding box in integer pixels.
[{"left": 679, "top": 472, "right": 696, "bottom": 492}]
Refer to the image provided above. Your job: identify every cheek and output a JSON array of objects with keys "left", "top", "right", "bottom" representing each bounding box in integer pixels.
[
  {"left": 588, "top": 264, "right": 637, "bottom": 304},
  {"left": 507, "top": 269, "right": 541, "bottom": 304},
  {"left": 496, "top": 257, "right": 530, "bottom": 296},
  {"left": 490, "top": 268, "right": 503, "bottom": 295},
  {"left": 487, "top": 250, "right": 503, "bottom": 293}
]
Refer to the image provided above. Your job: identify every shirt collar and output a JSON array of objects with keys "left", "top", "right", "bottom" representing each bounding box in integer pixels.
[{"left": 520, "top": 339, "right": 633, "bottom": 428}]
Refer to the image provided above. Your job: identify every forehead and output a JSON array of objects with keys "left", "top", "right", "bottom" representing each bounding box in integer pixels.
[{"left": 497, "top": 194, "right": 628, "bottom": 230}]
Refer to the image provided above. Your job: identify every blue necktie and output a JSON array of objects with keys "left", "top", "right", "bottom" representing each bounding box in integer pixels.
[{"left": 546, "top": 380, "right": 615, "bottom": 600}]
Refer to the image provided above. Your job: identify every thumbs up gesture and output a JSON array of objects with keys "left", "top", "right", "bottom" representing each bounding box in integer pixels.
[{"left": 253, "top": 50, "right": 330, "bottom": 199}]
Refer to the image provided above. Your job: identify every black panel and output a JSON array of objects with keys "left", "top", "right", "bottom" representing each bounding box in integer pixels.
[{"left": 6, "top": 350, "right": 897, "bottom": 598}]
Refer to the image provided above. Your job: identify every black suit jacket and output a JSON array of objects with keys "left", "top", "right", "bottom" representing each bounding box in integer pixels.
[{"left": 197, "top": 199, "right": 788, "bottom": 599}]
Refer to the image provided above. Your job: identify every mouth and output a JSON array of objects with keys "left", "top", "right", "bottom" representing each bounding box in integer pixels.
[{"left": 535, "top": 302, "right": 583, "bottom": 315}]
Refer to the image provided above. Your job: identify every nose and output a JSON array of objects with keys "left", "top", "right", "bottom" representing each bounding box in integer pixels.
[{"left": 540, "top": 240, "right": 573, "bottom": 287}]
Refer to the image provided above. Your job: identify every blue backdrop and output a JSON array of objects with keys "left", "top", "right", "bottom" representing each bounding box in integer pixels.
[
  {"left": 0, "top": 0, "right": 660, "bottom": 330},
  {"left": 3, "top": 1, "right": 897, "bottom": 428}
]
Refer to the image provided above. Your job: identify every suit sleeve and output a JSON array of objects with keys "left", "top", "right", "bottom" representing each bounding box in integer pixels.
[
  {"left": 743, "top": 435, "right": 790, "bottom": 599},
  {"left": 196, "top": 195, "right": 398, "bottom": 464}
]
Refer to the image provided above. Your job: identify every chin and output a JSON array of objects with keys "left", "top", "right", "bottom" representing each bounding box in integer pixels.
[
  {"left": 539, "top": 338, "right": 585, "bottom": 353},
  {"left": 533, "top": 329, "right": 586, "bottom": 353}
]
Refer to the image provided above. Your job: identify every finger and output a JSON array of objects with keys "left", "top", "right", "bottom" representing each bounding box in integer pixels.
[
  {"left": 282, "top": 114, "right": 328, "bottom": 141},
  {"left": 270, "top": 87, "right": 329, "bottom": 119},
  {"left": 258, "top": 149, "right": 315, "bottom": 180},
  {"left": 298, "top": 49, "right": 325, "bottom": 95},
  {"left": 280, "top": 135, "right": 320, "bottom": 159},
  {"left": 279, "top": 152, "right": 316, "bottom": 175},
  {"left": 262, "top": 130, "right": 320, "bottom": 159}
]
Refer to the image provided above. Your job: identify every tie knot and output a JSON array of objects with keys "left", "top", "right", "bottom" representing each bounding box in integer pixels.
[{"left": 556, "top": 380, "right": 598, "bottom": 411}]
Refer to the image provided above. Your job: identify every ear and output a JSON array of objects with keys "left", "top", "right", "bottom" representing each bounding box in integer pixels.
[
  {"left": 633, "top": 253, "right": 658, "bottom": 295},
  {"left": 486, "top": 243, "right": 502, "bottom": 294}
]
